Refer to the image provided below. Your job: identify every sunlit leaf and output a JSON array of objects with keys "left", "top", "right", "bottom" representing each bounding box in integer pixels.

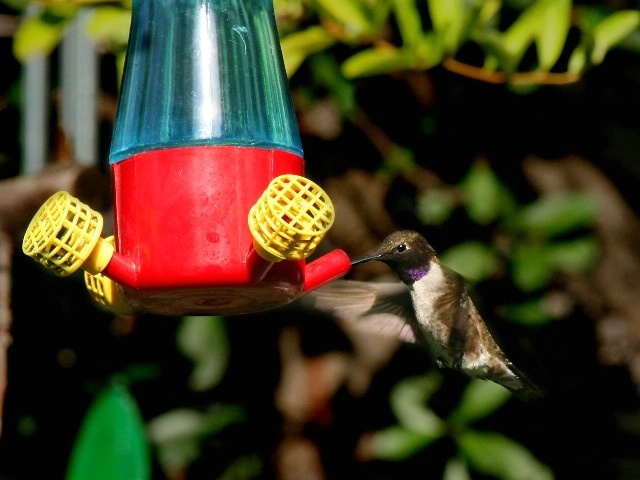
[
  {"left": 371, "top": 425, "right": 440, "bottom": 461},
  {"left": 440, "top": 241, "right": 500, "bottom": 283},
  {"left": 591, "top": 10, "right": 640, "bottom": 65},
  {"left": 450, "top": 379, "right": 511, "bottom": 425},
  {"left": 567, "top": 43, "right": 588, "bottom": 74},
  {"left": 342, "top": 46, "right": 414, "bottom": 78},
  {"left": 416, "top": 188, "right": 457, "bottom": 225},
  {"left": 414, "top": 31, "right": 445, "bottom": 69},
  {"left": 66, "top": 383, "right": 150, "bottom": 480},
  {"left": 315, "top": 0, "right": 372, "bottom": 38},
  {"left": 280, "top": 26, "right": 337, "bottom": 77},
  {"left": 85, "top": 6, "right": 131, "bottom": 47},
  {"left": 13, "top": 14, "right": 69, "bottom": 61},
  {"left": 427, "top": 0, "right": 464, "bottom": 53},
  {"left": 535, "top": 0, "right": 570, "bottom": 71},
  {"left": 501, "top": 0, "right": 543, "bottom": 71},
  {"left": 458, "top": 430, "right": 553, "bottom": 480},
  {"left": 177, "top": 316, "right": 230, "bottom": 392},
  {"left": 390, "top": 374, "right": 446, "bottom": 437},
  {"left": 513, "top": 191, "right": 598, "bottom": 239},
  {"left": 393, "top": 0, "right": 423, "bottom": 49}
]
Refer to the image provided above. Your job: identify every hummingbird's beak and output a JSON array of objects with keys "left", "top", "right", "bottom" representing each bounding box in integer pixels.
[{"left": 351, "top": 253, "right": 382, "bottom": 266}]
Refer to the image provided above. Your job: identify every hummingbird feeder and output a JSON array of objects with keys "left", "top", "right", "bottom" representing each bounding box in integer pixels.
[{"left": 22, "top": 0, "right": 351, "bottom": 316}]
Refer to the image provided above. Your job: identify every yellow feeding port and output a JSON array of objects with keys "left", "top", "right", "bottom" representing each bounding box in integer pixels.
[
  {"left": 22, "top": 191, "right": 113, "bottom": 276},
  {"left": 249, "top": 175, "right": 335, "bottom": 262},
  {"left": 84, "top": 237, "right": 136, "bottom": 315}
]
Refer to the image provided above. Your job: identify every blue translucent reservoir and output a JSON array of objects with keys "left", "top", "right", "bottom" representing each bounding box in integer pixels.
[{"left": 110, "top": 0, "right": 302, "bottom": 163}]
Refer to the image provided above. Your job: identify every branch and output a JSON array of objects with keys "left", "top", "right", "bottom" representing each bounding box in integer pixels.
[{"left": 0, "top": 162, "right": 109, "bottom": 437}]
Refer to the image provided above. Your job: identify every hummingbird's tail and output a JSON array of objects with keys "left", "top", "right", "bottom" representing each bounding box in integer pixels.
[{"left": 506, "top": 361, "right": 546, "bottom": 402}]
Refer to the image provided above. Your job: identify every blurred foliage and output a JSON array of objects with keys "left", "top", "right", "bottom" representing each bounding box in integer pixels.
[
  {"left": 420, "top": 160, "right": 599, "bottom": 325},
  {"left": 370, "top": 375, "right": 553, "bottom": 479},
  {"left": 4, "top": 0, "right": 639, "bottom": 90}
]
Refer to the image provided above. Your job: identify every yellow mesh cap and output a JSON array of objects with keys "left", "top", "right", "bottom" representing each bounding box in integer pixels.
[
  {"left": 22, "top": 191, "right": 104, "bottom": 276},
  {"left": 248, "top": 175, "right": 335, "bottom": 261}
]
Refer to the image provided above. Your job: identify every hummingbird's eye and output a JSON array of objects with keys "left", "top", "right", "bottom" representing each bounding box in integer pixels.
[{"left": 396, "top": 243, "right": 407, "bottom": 253}]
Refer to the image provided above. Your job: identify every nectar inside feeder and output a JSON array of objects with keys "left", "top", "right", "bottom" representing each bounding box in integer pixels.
[{"left": 22, "top": 0, "right": 351, "bottom": 316}]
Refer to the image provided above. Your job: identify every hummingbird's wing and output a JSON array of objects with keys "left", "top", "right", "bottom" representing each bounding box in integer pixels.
[
  {"left": 437, "top": 265, "right": 545, "bottom": 401},
  {"left": 296, "top": 279, "right": 418, "bottom": 343}
]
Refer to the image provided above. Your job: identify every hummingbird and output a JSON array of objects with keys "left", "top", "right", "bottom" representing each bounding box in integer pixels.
[{"left": 304, "top": 230, "right": 544, "bottom": 401}]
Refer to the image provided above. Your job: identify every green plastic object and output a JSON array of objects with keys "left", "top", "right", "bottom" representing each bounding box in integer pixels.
[{"left": 66, "top": 383, "right": 151, "bottom": 480}]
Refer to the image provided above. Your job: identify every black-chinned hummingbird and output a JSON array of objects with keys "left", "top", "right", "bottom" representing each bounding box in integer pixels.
[{"left": 345, "top": 230, "right": 544, "bottom": 401}]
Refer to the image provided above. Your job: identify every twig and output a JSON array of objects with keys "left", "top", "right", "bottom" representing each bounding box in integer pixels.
[{"left": 443, "top": 58, "right": 581, "bottom": 86}]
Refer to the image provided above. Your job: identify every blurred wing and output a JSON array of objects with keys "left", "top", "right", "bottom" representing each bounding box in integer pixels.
[
  {"left": 296, "top": 279, "right": 417, "bottom": 343},
  {"left": 438, "top": 265, "right": 546, "bottom": 400}
]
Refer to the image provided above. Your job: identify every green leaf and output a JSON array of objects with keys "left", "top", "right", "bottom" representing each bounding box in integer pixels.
[
  {"left": 2, "top": 0, "right": 29, "bottom": 10},
  {"left": 511, "top": 243, "right": 553, "bottom": 292},
  {"left": 85, "top": 6, "right": 131, "bottom": 47},
  {"left": 414, "top": 31, "right": 445, "bottom": 69},
  {"left": 502, "top": 298, "right": 553, "bottom": 326},
  {"left": 460, "top": 160, "right": 514, "bottom": 225},
  {"left": 443, "top": 457, "right": 472, "bottom": 480},
  {"left": 471, "top": 29, "right": 512, "bottom": 72},
  {"left": 458, "top": 430, "right": 553, "bottom": 480},
  {"left": 342, "top": 46, "right": 414, "bottom": 78},
  {"left": 567, "top": 43, "right": 588, "bottom": 74},
  {"left": 66, "top": 383, "right": 150, "bottom": 480},
  {"left": 535, "top": 0, "right": 571, "bottom": 71},
  {"left": 13, "top": 15, "right": 69, "bottom": 61},
  {"left": 513, "top": 191, "right": 598, "bottom": 239},
  {"left": 280, "top": 26, "right": 337, "bottom": 77},
  {"left": 427, "top": 0, "right": 465, "bottom": 53},
  {"left": 449, "top": 379, "right": 511, "bottom": 425},
  {"left": 547, "top": 237, "right": 599, "bottom": 273},
  {"left": 371, "top": 425, "right": 440, "bottom": 461},
  {"left": 416, "top": 188, "right": 457, "bottom": 225},
  {"left": 390, "top": 374, "right": 446, "bottom": 437},
  {"left": 440, "top": 241, "right": 500, "bottom": 283},
  {"left": 382, "top": 144, "right": 417, "bottom": 174},
  {"left": 177, "top": 316, "right": 230, "bottom": 392},
  {"left": 148, "top": 405, "right": 246, "bottom": 475},
  {"left": 501, "top": 1, "right": 543, "bottom": 71},
  {"left": 220, "top": 454, "right": 263, "bottom": 480},
  {"left": 308, "top": 53, "right": 356, "bottom": 114},
  {"left": 315, "top": 0, "right": 372, "bottom": 38},
  {"left": 591, "top": 10, "right": 640, "bottom": 65},
  {"left": 393, "top": 0, "right": 424, "bottom": 49},
  {"left": 116, "top": 49, "right": 127, "bottom": 86}
]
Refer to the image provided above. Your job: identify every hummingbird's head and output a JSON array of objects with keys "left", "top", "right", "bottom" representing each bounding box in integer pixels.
[{"left": 352, "top": 230, "right": 436, "bottom": 284}]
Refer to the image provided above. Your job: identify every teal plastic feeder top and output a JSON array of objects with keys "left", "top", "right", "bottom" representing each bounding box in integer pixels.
[{"left": 110, "top": 0, "right": 303, "bottom": 163}]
